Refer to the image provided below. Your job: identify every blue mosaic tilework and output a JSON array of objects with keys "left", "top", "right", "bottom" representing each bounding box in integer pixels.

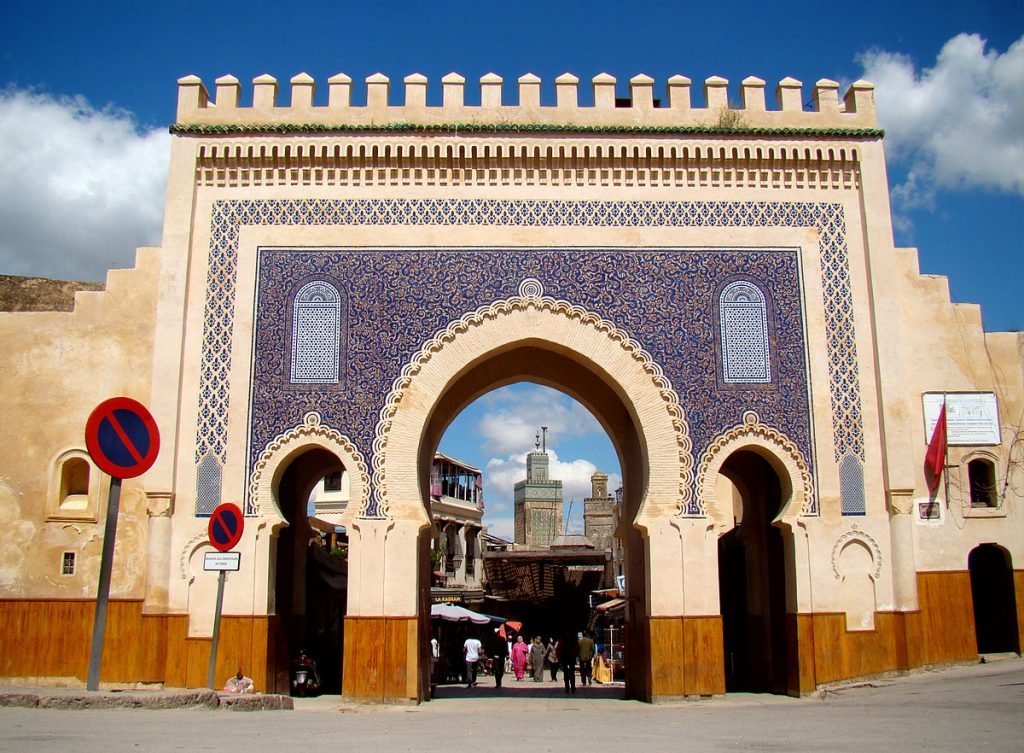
[
  {"left": 251, "top": 248, "right": 812, "bottom": 517},
  {"left": 194, "top": 199, "right": 865, "bottom": 516}
]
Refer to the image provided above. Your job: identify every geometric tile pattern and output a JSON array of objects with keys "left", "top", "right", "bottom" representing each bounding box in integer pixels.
[
  {"left": 720, "top": 281, "right": 771, "bottom": 383},
  {"left": 839, "top": 454, "right": 866, "bottom": 516},
  {"left": 290, "top": 280, "right": 342, "bottom": 384},
  {"left": 195, "top": 199, "right": 864, "bottom": 516}
]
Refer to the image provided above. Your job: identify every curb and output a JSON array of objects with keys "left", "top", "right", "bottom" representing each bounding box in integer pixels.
[{"left": 0, "top": 689, "right": 293, "bottom": 711}]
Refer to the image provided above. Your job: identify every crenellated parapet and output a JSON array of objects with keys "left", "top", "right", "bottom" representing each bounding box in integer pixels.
[{"left": 173, "top": 71, "right": 879, "bottom": 134}]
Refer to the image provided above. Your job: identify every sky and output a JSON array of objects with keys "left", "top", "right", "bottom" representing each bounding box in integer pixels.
[{"left": 2, "top": 1, "right": 1022, "bottom": 537}]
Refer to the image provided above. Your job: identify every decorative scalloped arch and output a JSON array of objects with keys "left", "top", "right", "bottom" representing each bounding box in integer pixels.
[
  {"left": 831, "top": 527, "right": 883, "bottom": 580},
  {"left": 697, "top": 410, "right": 816, "bottom": 521},
  {"left": 369, "top": 278, "right": 695, "bottom": 520},
  {"left": 248, "top": 411, "right": 370, "bottom": 520}
]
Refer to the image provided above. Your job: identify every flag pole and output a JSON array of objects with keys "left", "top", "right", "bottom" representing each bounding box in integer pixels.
[{"left": 942, "top": 393, "right": 950, "bottom": 506}]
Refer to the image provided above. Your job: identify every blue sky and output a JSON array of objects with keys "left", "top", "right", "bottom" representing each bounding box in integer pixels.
[{"left": 2, "top": 1, "right": 1021, "bottom": 537}]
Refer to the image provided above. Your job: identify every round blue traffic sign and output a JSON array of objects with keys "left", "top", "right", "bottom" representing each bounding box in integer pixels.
[
  {"left": 208, "top": 503, "right": 244, "bottom": 552},
  {"left": 85, "top": 397, "right": 160, "bottom": 479}
]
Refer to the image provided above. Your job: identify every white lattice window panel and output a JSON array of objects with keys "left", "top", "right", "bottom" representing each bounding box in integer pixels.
[
  {"left": 196, "top": 452, "right": 222, "bottom": 516},
  {"left": 290, "top": 281, "right": 341, "bottom": 384},
  {"left": 720, "top": 281, "right": 771, "bottom": 383},
  {"left": 839, "top": 455, "right": 865, "bottom": 515}
]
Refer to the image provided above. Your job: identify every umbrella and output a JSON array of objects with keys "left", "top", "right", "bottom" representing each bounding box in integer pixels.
[
  {"left": 430, "top": 603, "right": 491, "bottom": 624},
  {"left": 497, "top": 620, "right": 523, "bottom": 639}
]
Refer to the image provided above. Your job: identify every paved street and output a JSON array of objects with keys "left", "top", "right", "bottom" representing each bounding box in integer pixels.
[{"left": 1, "top": 659, "right": 1021, "bottom": 753}]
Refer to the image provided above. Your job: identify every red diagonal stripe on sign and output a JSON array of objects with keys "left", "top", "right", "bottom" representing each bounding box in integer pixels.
[{"left": 103, "top": 408, "right": 145, "bottom": 465}]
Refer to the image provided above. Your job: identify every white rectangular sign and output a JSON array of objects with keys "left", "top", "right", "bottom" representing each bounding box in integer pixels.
[
  {"left": 203, "top": 551, "right": 241, "bottom": 571},
  {"left": 923, "top": 393, "right": 1000, "bottom": 446}
]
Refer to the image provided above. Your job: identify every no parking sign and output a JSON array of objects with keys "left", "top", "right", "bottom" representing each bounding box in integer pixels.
[{"left": 85, "top": 397, "right": 160, "bottom": 479}]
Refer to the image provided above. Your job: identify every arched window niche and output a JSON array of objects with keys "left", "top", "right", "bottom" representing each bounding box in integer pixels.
[
  {"left": 46, "top": 449, "right": 106, "bottom": 522},
  {"left": 290, "top": 280, "right": 342, "bottom": 385},
  {"left": 718, "top": 280, "right": 772, "bottom": 385}
]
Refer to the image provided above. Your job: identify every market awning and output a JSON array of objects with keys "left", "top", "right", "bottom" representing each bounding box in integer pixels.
[{"left": 430, "top": 603, "right": 491, "bottom": 624}]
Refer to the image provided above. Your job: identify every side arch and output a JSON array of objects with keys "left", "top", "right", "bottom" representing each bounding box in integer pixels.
[
  {"left": 698, "top": 410, "right": 815, "bottom": 527},
  {"left": 248, "top": 411, "right": 370, "bottom": 522}
]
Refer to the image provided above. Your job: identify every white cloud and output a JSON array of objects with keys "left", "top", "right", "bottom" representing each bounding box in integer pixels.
[
  {"left": 0, "top": 88, "right": 170, "bottom": 280},
  {"left": 475, "top": 386, "right": 603, "bottom": 455},
  {"left": 858, "top": 34, "right": 1024, "bottom": 209},
  {"left": 482, "top": 448, "right": 622, "bottom": 539}
]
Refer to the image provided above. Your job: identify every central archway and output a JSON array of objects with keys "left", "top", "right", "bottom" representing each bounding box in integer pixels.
[{"left": 351, "top": 286, "right": 703, "bottom": 702}]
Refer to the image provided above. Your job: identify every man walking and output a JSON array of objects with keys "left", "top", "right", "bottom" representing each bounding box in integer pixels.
[
  {"left": 463, "top": 633, "right": 483, "bottom": 688},
  {"left": 578, "top": 631, "right": 595, "bottom": 686}
]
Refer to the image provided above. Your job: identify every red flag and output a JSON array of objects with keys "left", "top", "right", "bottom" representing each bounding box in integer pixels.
[{"left": 925, "top": 401, "right": 947, "bottom": 493}]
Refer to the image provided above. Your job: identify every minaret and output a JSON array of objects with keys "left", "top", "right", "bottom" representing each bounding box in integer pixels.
[
  {"left": 583, "top": 471, "right": 615, "bottom": 551},
  {"left": 513, "top": 427, "right": 563, "bottom": 547}
]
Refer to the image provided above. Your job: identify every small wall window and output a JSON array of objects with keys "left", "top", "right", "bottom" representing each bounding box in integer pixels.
[
  {"left": 323, "top": 471, "right": 343, "bottom": 492},
  {"left": 47, "top": 449, "right": 103, "bottom": 522},
  {"left": 719, "top": 281, "right": 771, "bottom": 384},
  {"left": 61, "top": 551, "right": 76, "bottom": 576},
  {"left": 968, "top": 458, "right": 998, "bottom": 508}
]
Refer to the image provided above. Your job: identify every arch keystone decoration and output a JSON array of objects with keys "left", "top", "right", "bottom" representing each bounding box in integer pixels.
[
  {"left": 370, "top": 282, "right": 696, "bottom": 520},
  {"left": 248, "top": 411, "right": 369, "bottom": 520},
  {"left": 697, "top": 410, "right": 816, "bottom": 521}
]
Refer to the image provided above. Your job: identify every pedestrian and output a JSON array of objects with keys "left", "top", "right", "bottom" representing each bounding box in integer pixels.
[
  {"left": 545, "top": 637, "right": 559, "bottom": 681},
  {"left": 559, "top": 628, "right": 579, "bottom": 693},
  {"left": 529, "top": 636, "right": 546, "bottom": 682},
  {"left": 491, "top": 629, "right": 506, "bottom": 689},
  {"left": 593, "top": 647, "right": 613, "bottom": 684},
  {"left": 578, "top": 630, "right": 595, "bottom": 686},
  {"left": 511, "top": 634, "right": 529, "bottom": 680},
  {"left": 463, "top": 633, "right": 483, "bottom": 688}
]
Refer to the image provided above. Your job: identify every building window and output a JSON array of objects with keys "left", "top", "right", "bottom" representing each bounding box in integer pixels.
[
  {"left": 61, "top": 551, "right": 76, "bottom": 576},
  {"left": 968, "top": 458, "right": 998, "bottom": 508},
  {"left": 323, "top": 471, "right": 343, "bottom": 492},
  {"left": 290, "top": 281, "right": 342, "bottom": 384},
  {"left": 719, "top": 281, "right": 771, "bottom": 384}
]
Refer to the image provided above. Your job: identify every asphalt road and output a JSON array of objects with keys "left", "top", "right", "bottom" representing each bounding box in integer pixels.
[{"left": 1, "top": 659, "right": 1021, "bottom": 753}]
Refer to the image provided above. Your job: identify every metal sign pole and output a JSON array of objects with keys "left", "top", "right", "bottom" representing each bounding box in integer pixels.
[
  {"left": 87, "top": 477, "right": 122, "bottom": 691},
  {"left": 207, "top": 569, "right": 227, "bottom": 690}
]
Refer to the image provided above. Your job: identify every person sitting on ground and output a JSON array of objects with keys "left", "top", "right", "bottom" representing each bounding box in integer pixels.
[{"left": 224, "top": 669, "right": 255, "bottom": 693}]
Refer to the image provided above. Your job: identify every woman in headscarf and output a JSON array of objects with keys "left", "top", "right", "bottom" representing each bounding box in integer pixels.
[
  {"left": 529, "top": 636, "right": 546, "bottom": 682},
  {"left": 511, "top": 634, "right": 529, "bottom": 680}
]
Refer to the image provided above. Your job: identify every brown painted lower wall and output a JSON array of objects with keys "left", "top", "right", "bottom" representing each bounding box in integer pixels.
[
  {"left": 342, "top": 615, "right": 418, "bottom": 703},
  {"left": 1, "top": 570, "right": 1014, "bottom": 700},
  {"left": 648, "top": 616, "right": 725, "bottom": 698},
  {"left": 0, "top": 600, "right": 270, "bottom": 691}
]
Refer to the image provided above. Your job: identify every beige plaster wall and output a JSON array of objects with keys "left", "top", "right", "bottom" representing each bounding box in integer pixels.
[
  {"left": 890, "top": 247, "right": 1023, "bottom": 572},
  {"left": 0, "top": 249, "right": 162, "bottom": 598}
]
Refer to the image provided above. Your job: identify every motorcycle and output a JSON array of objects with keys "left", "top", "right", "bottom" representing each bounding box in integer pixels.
[{"left": 290, "top": 650, "right": 321, "bottom": 697}]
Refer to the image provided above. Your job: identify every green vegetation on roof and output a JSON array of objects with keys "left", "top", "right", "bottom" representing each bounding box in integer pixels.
[{"left": 170, "top": 122, "right": 884, "bottom": 139}]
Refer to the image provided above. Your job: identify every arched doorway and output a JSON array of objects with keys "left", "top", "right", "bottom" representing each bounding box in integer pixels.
[
  {"left": 968, "top": 544, "right": 1020, "bottom": 655},
  {"left": 433, "top": 383, "right": 625, "bottom": 694},
  {"left": 420, "top": 347, "right": 646, "bottom": 699},
  {"left": 268, "top": 447, "right": 349, "bottom": 695},
  {"left": 717, "top": 450, "right": 792, "bottom": 694}
]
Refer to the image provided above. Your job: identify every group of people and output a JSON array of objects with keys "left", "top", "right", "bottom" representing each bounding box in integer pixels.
[{"left": 456, "top": 629, "right": 613, "bottom": 692}]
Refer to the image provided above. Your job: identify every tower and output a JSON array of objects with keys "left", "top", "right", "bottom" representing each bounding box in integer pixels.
[
  {"left": 583, "top": 471, "right": 615, "bottom": 551},
  {"left": 513, "top": 428, "right": 563, "bottom": 547}
]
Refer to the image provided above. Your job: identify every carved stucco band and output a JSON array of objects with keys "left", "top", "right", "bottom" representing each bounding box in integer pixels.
[
  {"left": 248, "top": 411, "right": 370, "bottom": 518},
  {"left": 369, "top": 279, "right": 695, "bottom": 519},
  {"left": 697, "top": 410, "right": 817, "bottom": 517},
  {"left": 831, "top": 526, "right": 883, "bottom": 580}
]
